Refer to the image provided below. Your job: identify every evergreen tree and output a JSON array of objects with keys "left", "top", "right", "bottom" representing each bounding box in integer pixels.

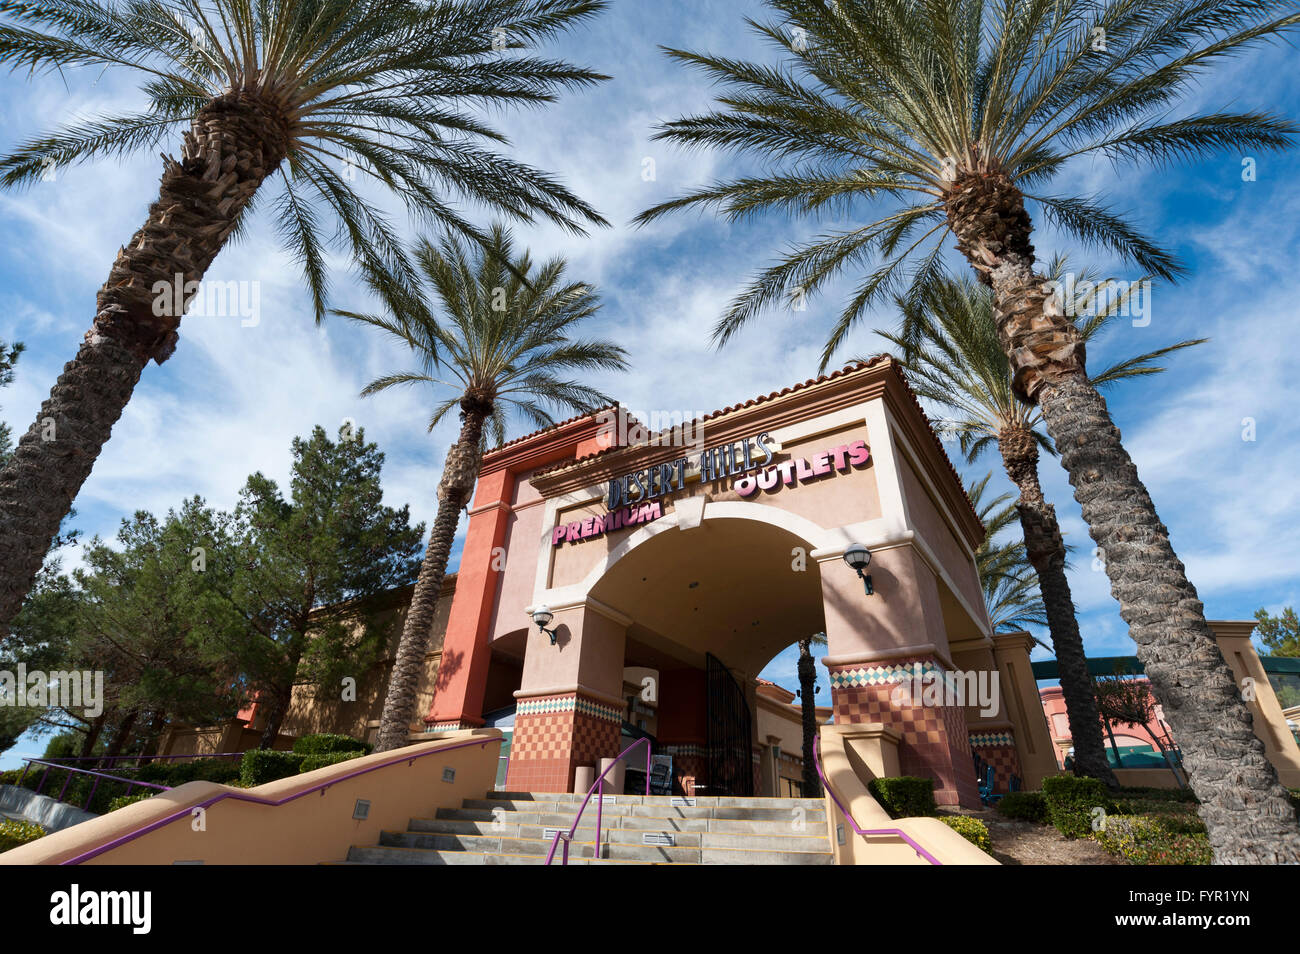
[{"left": 210, "top": 426, "right": 424, "bottom": 747}]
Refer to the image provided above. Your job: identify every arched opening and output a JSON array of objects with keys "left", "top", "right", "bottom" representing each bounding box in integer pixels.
[{"left": 588, "top": 516, "right": 827, "bottom": 796}]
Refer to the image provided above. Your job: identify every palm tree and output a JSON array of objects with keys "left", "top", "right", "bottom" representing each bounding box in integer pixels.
[
  {"left": 0, "top": 0, "right": 611, "bottom": 639},
  {"left": 339, "top": 225, "right": 629, "bottom": 752},
  {"left": 636, "top": 0, "right": 1300, "bottom": 861},
  {"left": 967, "top": 473, "right": 1048, "bottom": 635},
  {"left": 873, "top": 268, "right": 1203, "bottom": 787},
  {"left": 796, "top": 631, "right": 826, "bottom": 797}
]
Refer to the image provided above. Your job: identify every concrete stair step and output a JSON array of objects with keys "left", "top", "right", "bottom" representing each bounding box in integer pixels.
[
  {"left": 429, "top": 809, "right": 820, "bottom": 834},
  {"left": 452, "top": 802, "right": 826, "bottom": 823},
  {"left": 481, "top": 793, "right": 824, "bottom": 810},
  {"left": 352, "top": 840, "right": 831, "bottom": 865},
  {"left": 346, "top": 845, "right": 671, "bottom": 865},
  {"left": 384, "top": 825, "right": 830, "bottom": 854}
]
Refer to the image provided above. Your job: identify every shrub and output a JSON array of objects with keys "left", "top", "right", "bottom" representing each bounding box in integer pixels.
[
  {"left": 940, "top": 815, "right": 991, "bottom": 853},
  {"left": 239, "top": 750, "right": 305, "bottom": 787},
  {"left": 0, "top": 819, "right": 47, "bottom": 853},
  {"left": 1093, "top": 815, "right": 1212, "bottom": 865},
  {"left": 298, "top": 750, "right": 364, "bottom": 774},
  {"left": 868, "top": 777, "right": 937, "bottom": 819},
  {"left": 0, "top": 768, "right": 29, "bottom": 786},
  {"left": 292, "top": 734, "right": 371, "bottom": 757},
  {"left": 108, "top": 793, "right": 155, "bottom": 813},
  {"left": 134, "top": 758, "right": 240, "bottom": 787},
  {"left": 1114, "top": 785, "right": 1198, "bottom": 804},
  {"left": 1042, "top": 775, "right": 1111, "bottom": 839},
  {"left": 996, "top": 791, "right": 1048, "bottom": 823}
]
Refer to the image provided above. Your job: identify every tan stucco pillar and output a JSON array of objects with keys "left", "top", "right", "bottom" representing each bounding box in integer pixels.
[
  {"left": 1210, "top": 620, "right": 1300, "bottom": 788},
  {"left": 991, "top": 631, "right": 1058, "bottom": 790},
  {"left": 506, "top": 600, "right": 628, "bottom": 792}
]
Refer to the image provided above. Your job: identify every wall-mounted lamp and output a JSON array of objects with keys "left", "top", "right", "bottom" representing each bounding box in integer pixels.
[
  {"left": 531, "top": 604, "right": 558, "bottom": 644},
  {"left": 842, "top": 544, "right": 874, "bottom": 596}
]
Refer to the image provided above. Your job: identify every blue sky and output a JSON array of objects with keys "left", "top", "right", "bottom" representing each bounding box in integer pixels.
[{"left": 2, "top": 2, "right": 1299, "bottom": 767}]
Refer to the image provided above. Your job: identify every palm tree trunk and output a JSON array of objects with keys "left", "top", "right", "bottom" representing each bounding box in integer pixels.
[
  {"left": 374, "top": 405, "right": 486, "bottom": 753},
  {"left": 0, "top": 93, "right": 288, "bottom": 641},
  {"left": 999, "top": 426, "right": 1118, "bottom": 788},
  {"left": 948, "top": 173, "right": 1300, "bottom": 863},
  {"left": 1100, "top": 712, "right": 1122, "bottom": 767},
  {"left": 797, "top": 637, "right": 821, "bottom": 797}
]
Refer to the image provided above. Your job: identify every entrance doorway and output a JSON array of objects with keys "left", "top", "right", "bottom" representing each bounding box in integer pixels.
[{"left": 706, "top": 652, "right": 754, "bottom": 796}]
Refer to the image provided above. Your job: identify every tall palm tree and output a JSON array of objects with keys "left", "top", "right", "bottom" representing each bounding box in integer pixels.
[
  {"left": 967, "top": 472, "right": 1048, "bottom": 635},
  {"left": 0, "top": 0, "right": 611, "bottom": 639},
  {"left": 796, "top": 631, "right": 826, "bottom": 797},
  {"left": 636, "top": 0, "right": 1300, "bottom": 862},
  {"left": 339, "top": 225, "right": 629, "bottom": 752},
  {"left": 872, "top": 268, "right": 1203, "bottom": 787}
]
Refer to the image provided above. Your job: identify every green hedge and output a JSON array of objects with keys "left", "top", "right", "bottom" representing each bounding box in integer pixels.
[
  {"left": 0, "top": 768, "right": 28, "bottom": 787},
  {"left": 292, "top": 734, "right": 371, "bottom": 757},
  {"left": 135, "top": 758, "right": 242, "bottom": 787},
  {"left": 868, "top": 777, "right": 937, "bottom": 819},
  {"left": 1042, "top": 775, "right": 1111, "bottom": 839},
  {"left": 0, "top": 819, "right": 47, "bottom": 853},
  {"left": 1093, "top": 814, "right": 1212, "bottom": 865},
  {"left": 996, "top": 791, "right": 1048, "bottom": 823},
  {"left": 239, "top": 750, "right": 306, "bottom": 787},
  {"left": 940, "top": 815, "right": 991, "bottom": 853},
  {"left": 107, "top": 793, "right": 155, "bottom": 813},
  {"left": 298, "top": 750, "right": 364, "bottom": 774}
]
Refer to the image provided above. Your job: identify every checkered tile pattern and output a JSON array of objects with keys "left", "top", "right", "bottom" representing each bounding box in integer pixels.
[
  {"left": 973, "top": 741, "right": 1022, "bottom": 794},
  {"left": 829, "top": 656, "right": 981, "bottom": 809},
  {"left": 506, "top": 692, "right": 621, "bottom": 793},
  {"left": 423, "top": 721, "right": 468, "bottom": 733}
]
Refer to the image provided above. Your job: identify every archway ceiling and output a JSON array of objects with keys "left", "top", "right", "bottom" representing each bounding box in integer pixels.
[{"left": 589, "top": 518, "right": 826, "bottom": 677}]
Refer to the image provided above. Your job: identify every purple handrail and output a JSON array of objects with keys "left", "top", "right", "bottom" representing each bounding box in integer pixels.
[
  {"left": 812, "top": 735, "right": 942, "bottom": 866},
  {"left": 57, "top": 735, "right": 501, "bottom": 865},
  {"left": 41, "top": 752, "right": 242, "bottom": 767},
  {"left": 544, "top": 736, "right": 651, "bottom": 865},
  {"left": 18, "top": 758, "right": 173, "bottom": 813}
]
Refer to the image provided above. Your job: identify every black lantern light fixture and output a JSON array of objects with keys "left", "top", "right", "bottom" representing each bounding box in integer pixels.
[
  {"left": 842, "top": 543, "right": 874, "bottom": 596},
  {"left": 531, "top": 604, "right": 558, "bottom": 644}
]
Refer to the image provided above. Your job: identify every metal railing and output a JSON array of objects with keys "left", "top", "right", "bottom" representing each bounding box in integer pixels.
[
  {"left": 812, "top": 734, "right": 942, "bottom": 866},
  {"left": 36, "top": 752, "right": 243, "bottom": 770},
  {"left": 16, "top": 758, "right": 173, "bottom": 813},
  {"left": 544, "top": 736, "right": 651, "bottom": 865},
  {"left": 56, "top": 735, "right": 501, "bottom": 865}
]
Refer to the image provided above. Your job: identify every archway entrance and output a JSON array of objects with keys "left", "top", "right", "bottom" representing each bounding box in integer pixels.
[{"left": 586, "top": 515, "right": 826, "bottom": 797}]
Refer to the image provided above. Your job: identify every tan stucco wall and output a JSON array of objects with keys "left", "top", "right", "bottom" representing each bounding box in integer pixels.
[
  {"left": 279, "top": 592, "right": 451, "bottom": 744},
  {"left": 895, "top": 453, "right": 985, "bottom": 620},
  {"left": 1210, "top": 621, "right": 1300, "bottom": 788},
  {"left": 2, "top": 730, "right": 502, "bottom": 866},
  {"left": 490, "top": 471, "right": 548, "bottom": 641},
  {"left": 818, "top": 724, "right": 997, "bottom": 865}
]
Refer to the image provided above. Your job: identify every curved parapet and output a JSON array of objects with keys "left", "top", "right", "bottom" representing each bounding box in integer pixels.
[
  {"left": 1, "top": 729, "right": 502, "bottom": 866},
  {"left": 818, "top": 724, "right": 998, "bottom": 865}
]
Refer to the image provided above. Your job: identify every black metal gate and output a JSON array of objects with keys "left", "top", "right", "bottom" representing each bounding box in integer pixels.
[{"left": 706, "top": 652, "right": 754, "bottom": 796}]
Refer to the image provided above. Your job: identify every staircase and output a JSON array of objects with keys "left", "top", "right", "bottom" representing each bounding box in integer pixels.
[{"left": 340, "top": 791, "right": 836, "bottom": 865}]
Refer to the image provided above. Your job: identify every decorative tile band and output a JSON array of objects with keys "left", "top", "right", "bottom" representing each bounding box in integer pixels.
[
  {"left": 424, "top": 721, "right": 469, "bottom": 732},
  {"left": 516, "top": 693, "right": 622, "bottom": 724},
  {"left": 663, "top": 744, "right": 705, "bottom": 757},
  {"left": 968, "top": 731, "right": 1015, "bottom": 748},
  {"left": 829, "top": 659, "right": 941, "bottom": 689}
]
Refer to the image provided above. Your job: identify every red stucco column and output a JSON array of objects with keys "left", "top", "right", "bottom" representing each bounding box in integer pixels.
[{"left": 424, "top": 468, "right": 514, "bottom": 730}]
